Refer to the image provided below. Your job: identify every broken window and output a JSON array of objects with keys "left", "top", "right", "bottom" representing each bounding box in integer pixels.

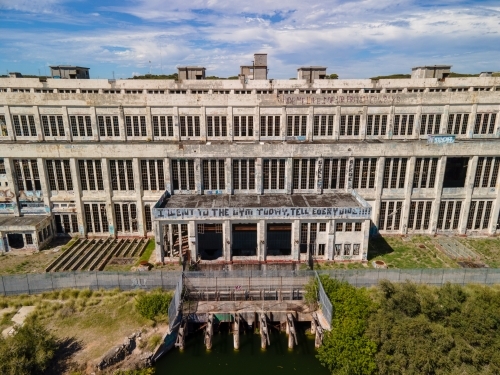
[
  {"left": 267, "top": 223, "right": 292, "bottom": 256},
  {"left": 437, "top": 200, "right": 462, "bottom": 230},
  {"left": 474, "top": 113, "right": 496, "bottom": 135},
  {"left": 263, "top": 159, "right": 286, "bottom": 190},
  {"left": 467, "top": 200, "right": 493, "bottom": 230},
  {"left": 13, "top": 159, "right": 41, "bottom": 191},
  {"left": 293, "top": 159, "right": 316, "bottom": 190},
  {"left": 0, "top": 115, "right": 7, "bottom": 136},
  {"left": 233, "top": 116, "right": 254, "bottom": 137},
  {"left": 179, "top": 115, "right": 201, "bottom": 138},
  {"left": 335, "top": 244, "right": 342, "bottom": 256},
  {"left": 286, "top": 115, "right": 307, "bottom": 137},
  {"left": 55, "top": 214, "right": 79, "bottom": 234},
  {"left": 233, "top": 159, "right": 256, "bottom": 191},
  {"left": 69, "top": 115, "right": 92, "bottom": 137},
  {"left": 12, "top": 115, "right": 37, "bottom": 137},
  {"left": 419, "top": 114, "right": 441, "bottom": 135},
  {"left": 323, "top": 158, "right": 347, "bottom": 189},
  {"left": 125, "top": 115, "right": 146, "bottom": 137},
  {"left": 382, "top": 158, "right": 408, "bottom": 189},
  {"left": 114, "top": 203, "right": 138, "bottom": 233},
  {"left": 366, "top": 114, "right": 387, "bottom": 136},
  {"left": 46, "top": 160, "right": 73, "bottom": 191},
  {"left": 171, "top": 159, "right": 195, "bottom": 191},
  {"left": 152, "top": 115, "right": 174, "bottom": 137},
  {"left": 109, "top": 160, "right": 134, "bottom": 191},
  {"left": 202, "top": 159, "right": 225, "bottom": 191},
  {"left": 41, "top": 115, "right": 65, "bottom": 137},
  {"left": 393, "top": 114, "right": 414, "bottom": 136},
  {"left": 206, "top": 116, "right": 228, "bottom": 137},
  {"left": 353, "top": 158, "right": 377, "bottom": 189},
  {"left": 408, "top": 201, "right": 433, "bottom": 231},
  {"left": 378, "top": 201, "right": 403, "bottom": 231},
  {"left": 474, "top": 157, "right": 500, "bottom": 188},
  {"left": 260, "top": 115, "right": 281, "bottom": 138},
  {"left": 340, "top": 115, "right": 360, "bottom": 136},
  {"left": 447, "top": 113, "right": 469, "bottom": 135},
  {"left": 144, "top": 204, "right": 152, "bottom": 232},
  {"left": 443, "top": 157, "right": 468, "bottom": 188},
  {"left": 97, "top": 115, "right": 120, "bottom": 137},
  {"left": 78, "top": 160, "right": 104, "bottom": 191},
  {"left": 313, "top": 115, "right": 334, "bottom": 137},
  {"left": 140, "top": 160, "right": 165, "bottom": 191},
  {"left": 413, "top": 158, "right": 438, "bottom": 188},
  {"left": 84, "top": 203, "right": 108, "bottom": 233}
]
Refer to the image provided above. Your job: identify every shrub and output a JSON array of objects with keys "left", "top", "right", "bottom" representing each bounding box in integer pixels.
[{"left": 135, "top": 290, "right": 172, "bottom": 321}]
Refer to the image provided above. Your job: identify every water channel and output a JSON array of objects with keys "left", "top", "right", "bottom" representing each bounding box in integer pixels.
[{"left": 155, "top": 323, "right": 329, "bottom": 375}]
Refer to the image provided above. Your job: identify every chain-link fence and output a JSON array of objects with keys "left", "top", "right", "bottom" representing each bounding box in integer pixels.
[
  {"left": 315, "top": 271, "right": 333, "bottom": 325},
  {"left": 168, "top": 275, "right": 183, "bottom": 327}
]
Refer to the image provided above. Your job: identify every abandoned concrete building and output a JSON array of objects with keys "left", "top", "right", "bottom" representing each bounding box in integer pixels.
[{"left": 0, "top": 53, "right": 499, "bottom": 266}]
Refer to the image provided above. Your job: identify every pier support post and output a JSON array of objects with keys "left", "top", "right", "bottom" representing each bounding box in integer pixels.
[
  {"left": 311, "top": 316, "right": 316, "bottom": 335},
  {"left": 175, "top": 319, "right": 187, "bottom": 350},
  {"left": 204, "top": 313, "right": 214, "bottom": 350},
  {"left": 259, "top": 313, "right": 270, "bottom": 349},
  {"left": 312, "top": 312, "right": 324, "bottom": 348},
  {"left": 286, "top": 313, "right": 297, "bottom": 349},
  {"left": 233, "top": 313, "right": 240, "bottom": 350}
]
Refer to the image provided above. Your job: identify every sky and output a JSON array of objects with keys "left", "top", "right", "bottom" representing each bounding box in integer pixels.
[{"left": 0, "top": 0, "right": 499, "bottom": 79}]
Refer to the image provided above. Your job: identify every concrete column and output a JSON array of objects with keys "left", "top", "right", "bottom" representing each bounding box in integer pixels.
[
  {"left": 225, "top": 157, "right": 232, "bottom": 194},
  {"left": 145, "top": 106, "right": 152, "bottom": 140},
  {"left": 327, "top": 220, "right": 335, "bottom": 260},
  {"left": 360, "top": 106, "right": 367, "bottom": 140},
  {"left": 155, "top": 221, "right": 164, "bottom": 262},
  {"left": 256, "top": 158, "right": 263, "bottom": 194},
  {"left": 346, "top": 157, "right": 354, "bottom": 190},
  {"left": 489, "top": 182, "right": 500, "bottom": 235},
  {"left": 4, "top": 158, "right": 20, "bottom": 216},
  {"left": 258, "top": 219, "right": 266, "bottom": 262},
  {"left": 132, "top": 158, "right": 145, "bottom": 235},
  {"left": 291, "top": 219, "right": 300, "bottom": 261},
  {"left": 459, "top": 156, "right": 478, "bottom": 234},
  {"left": 361, "top": 219, "right": 369, "bottom": 261},
  {"left": 200, "top": 106, "right": 207, "bottom": 142},
  {"left": 173, "top": 107, "right": 180, "bottom": 141},
  {"left": 307, "top": 106, "right": 314, "bottom": 141},
  {"left": 165, "top": 157, "right": 172, "bottom": 194},
  {"left": 90, "top": 106, "right": 99, "bottom": 142},
  {"left": 119, "top": 105, "right": 127, "bottom": 142},
  {"left": 101, "top": 158, "right": 115, "bottom": 236},
  {"left": 61, "top": 106, "right": 72, "bottom": 142},
  {"left": 431, "top": 156, "right": 446, "bottom": 234},
  {"left": 440, "top": 105, "right": 449, "bottom": 135},
  {"left": 168, "top": 224, "right": 174, "bottom": 261},
  {"left": 467, "top": 104, "right": 477, "bottom": 138},
  {"left": 223, "top": 220, "right": 231, "bottom": 261},
  {"left": 69, "top": 158, "right": 85, "bottom": 235},
  {"left": 495, "top": 105, "right": 500, "bottom": 138},
  {"left": 316, "top": 157, "right": 324, "bottom": 194},
  {"left": 401, "top": 157, "right": 415, "bottom": 234},
  {"left": 36, "top": 158, "right": 51, "bottom": 213},
  {"left": 3, "top": 106, "right": 15, "bottom": 141},
  {"left": 227, "top": 106, "right": 234, "bottom": 142},
  {"left": 334, "top": 106, "right": 340, "bottom": 140},
  {"left": 188, "top": 220, "right": 197, "bottom": 262},
  {"left": 387, "top": 105, "right": 395, "bottom": 139},
  {"left": 194, "top": 159, "right": 202, "bottom": 194},
  {"left": 281, "top": 107, "right": 287, "bottom": 139},
  {"left": 255, "top": 105, "right": 260, "bottom": 141},
  {"left": 233, "top": 314, "right": 240, "bottom": 350},
  {"left": 285, "top": 158, "right": 293, "bottom": 194},
  {"left": 32, "top": 106, "right": 44, "bottom": 142},
  {"left": 372, "top": 157, "right": 386, "bottom": 232},
  {"left": 414, "top": 105, "right": 422, "bottom": 138}
]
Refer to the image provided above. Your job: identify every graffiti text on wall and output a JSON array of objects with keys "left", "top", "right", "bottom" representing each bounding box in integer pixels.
[{"left": 280, "top": 94, "right": 403, "bottom": 106}]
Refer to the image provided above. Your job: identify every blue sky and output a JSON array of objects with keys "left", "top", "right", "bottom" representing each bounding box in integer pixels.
[{"left": 0, "top": 0, "right": 499, "bottom": 79}]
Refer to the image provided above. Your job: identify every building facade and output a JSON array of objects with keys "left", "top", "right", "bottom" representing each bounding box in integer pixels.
[{"left": 0, "top": 56, "right": 499, "bottom": 265}]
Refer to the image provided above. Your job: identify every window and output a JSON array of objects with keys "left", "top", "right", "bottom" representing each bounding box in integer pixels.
[
  {"left": 336, "top": 222, "right": 343, "bottom": 232},
  {"left": 0, "top": 159, "right": 5, "bottom": 174},
  {"left": 81, "top": 89, "right": 99, "bottom": 94},
  {"left": 140, "top": 160, "right": 165, "bottom": 191},
  {"left": 450, "top": 88, "right": 468, "bottom": 92},
  {"left": 447, "top": 113, "right": 469, "bottom": 135},
  {"left": 46, "top": 160, "right": 73, "bottom": 191},
  {"left": 344, "top": 89, "right": 360, "bottom": 94},
  {"left": 233, "top": 159, "right": 256, "bottom": 191},
  {"left": 474, "top": 157, "right": 500, "bottom": 188},
  {"left": 353, "top": 244, "right": 360, "bottom": 255},
  {"left": 319, "top": 223, "right": 326, "bottom": 232},
  {"left": 263, "top": 159, "right": 286, "bottom": 190},
  {"left": 278, "top": 90, "right": 295, "bottom": 94},
  {"left": 233, "top": 116, "right": 254, "bottom": 137},
  {"left": 429, "top": 88, "right": 447, "bottom": 93},
  {"left": 393, "top": 114, "right": 414, "bottom": 136},
  {"left": 25, "top": 233, "right": 33, "bottom": 245},
  {"left": 125, "top": 90, "right": 142, "bottom": 94},
  {"left": 386, "top": 89, "right": 403, "bottom": 93},
  {"left": 179, "top": 116, "right": 201, "bottom": 138},
  {"left": 323, "top": 159, "right": 347, "bottom": 189},
  {"left": 114, "top": 203, "right": 138, "bottom": 233},
  {"left": 260, "top": 116, "right": 280, "bottom": 137},
  {"left": 13, "top": 159, "right": 41, "bottom": 191},
  {"left": 206, "top": 116, "right": 227, "bottom": 137},
  {"left": 171, "top": 160, "right": 195, "bottom": 191},
  {"left": 202, "top": 160, "right": 225, "bottom": 191},
  {"left": 109, "top": 160, "right": 134, "bottom": 191},
  {"left": 213, "top": 90, "right": 229, "bottom": 94},
  {"left": 41, "top": 115, "right": 65, "bottom": 137},
  {"left": 125, "top": 115, "right": 146, "bottom": 137},
  {"left": 353, "top": 158, "right": 377, "bottom": 189},
  {"left": 379, "top": 201, "right": 403, "bottom": 231},
  {"left": 467, "top": 200, "right": 493, "bottom": 230},
  {"left": 97, "top": 115, "right": 120, "bottom": 137},
  {"left": 321, "top": 89, "right": 338, "bottom": 94},
  {"left": 408, "top": 88, "right": 424, "bottom": 93},
  {"left": 144, "top": 204, "right": 152, "bottom": 232},
  {"left": 437, "top": 200, "right": 462, "bottom": 230},
  {"left": 340, "top": 115, "right": 360, "bottom": 136},
  {"left": 293, "top": 159, "right": 316, "bottom": 190},
  {"left": 413, "top": 158, "right": 438, "bottom": 188},
  {"left": 366, "top": 114, "right": 387, "bottom": 136},
  {"left": 12, "top": 115, "right": 37, "bottom": 137},
  {"left": 474, "top": 113, "right": 496, "bottom": 135},
  {"left": 318, "top": 244, "right": 326, "bottom": 256},
  {"left": 313, "top": 115, "right": 334, "bottom": 137},
  {"left": 408, "top": 201, "right": 433, "bottom": 231},
  {"left": 0, "top": 115, "right": 7, "bottom": 136},
  {"left": 78, "top": 160, "right": 104, "bottom": 191},
  {"left": 235, "top": 90, "right": 251, "bottom": 94},
  {"left": 103, "top": 89, "right": 120, "bottom": 94},
  {"left": 420, "top": 114, "right": 441, "bottom": 135},
  {"left": 152, "top": 115, "right": 174, "bottom": 137},
  {"left": 335, "top": 244, "right": 342, "bottom": 256},
  {"left": 286, "top": 115, "right": 307, "bottom": 137},
  {"left": 69, "top": 115, "right": 92, "bottom": 137},
  {"left": 382, "top": 158, "right": 407, "bottom": 189},
  {"left": 54, "top": 214, "right": 79, "bottom": 233},
  {"left": 84, "top": 203, "right": 108, "bottom": 233},
  {"left": 355, "top": 222, "right": 362, "bottom": 231},
  {"left": 147, "top": 90, "right": 165, "bottom": 94},
  {"left": 343, "top": 244, "right": 351, "bottom": 255},
  {"left": 365, "top": 89, "right": 381, "bottom": 93}
]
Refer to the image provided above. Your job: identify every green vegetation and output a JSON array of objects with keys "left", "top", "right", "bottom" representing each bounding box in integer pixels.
[
  {"left": 326, "top": 73, "right": 339, "bottom": 79},
  {"left": 457, "top": 238, "right": 500, "bottom": 267},
  {"left": 0, "top": 318, "right": 57, "bottom": 375},
  {"left": 370, "top": 74, "right": 411, "bottom": 80},
  {"left": 315, "top": 277, "right": 500, "bottom": 374},
  {"left": 135, "top": 289, "right": 172, "bottom": 321},
  {"left": 114, "top": 369, "right": 155, "bottom": 375},
  {"left": 136, "top": 239, "right": 155, "bottom": 266},
  {"left": 131, "top": 73, "right": 178, "bottom": 80}
]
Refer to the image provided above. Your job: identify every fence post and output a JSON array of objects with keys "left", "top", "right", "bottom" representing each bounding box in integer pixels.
[
  {"left": 441, "top": 269, "right": 445, "bottom": 286},
  {"left": 95, "top": 271, "right": 99, "bottom": 290},
  {"left": 484, "top": 267, "right": 489, "bottom": 285},
  {"left": 117, "top": 272, "right": 121, "bottom": 290},
  {"left": 462, "top": 268, "right": 466, "bottom": 286},
  {"left": 1, "top": 275, "right": 5, "bottom": 296},
  {"left": 50, "top": 273, "right": 54, "bottom": 291},
  {"left": 26, "top": 274, "right": 30, "bottom": 295},
  {"left": 73, "top": 271, "right": 77, "bottom": 289}
]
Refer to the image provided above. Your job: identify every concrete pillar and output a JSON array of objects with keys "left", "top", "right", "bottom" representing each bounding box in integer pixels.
[
  {"left": 194, "top": 159, "right": 202, "bottom": 194},
  {"left": 61, "top": 106, "right": 72, "bottom": 142},
  {"left": 459, "top": 156, "right": 478, "bottom": 234},
  {"left": 227, "top": 106, "right": 233, "bottom": 142},
  {"left": 346, "top": 157, "right": 354, "bottom": 190},
  {"left": 205, "top": 314, "right": 214, "bottom": 350},
  {"left": 90, "top": 106, "right": 99, "bottom": 142},
  {"left": 254, "top": 105, "right": 260, "bottom": 141},
  {"left": 431, "top": 156, "right": 446, "bottom": 234},
  {"left": 440, "top": 105, "right": 450, "bottom": 135},
  {"left": 372, "top": 157, "right": 386, "bottom": 232},
  {"left": 223, "top": 220, "right": 231, "bottom": 261},
  {"left": 188, "top": 220, "right": 197, "bottom": 262},
  {"left": 316, "top": 157, "right": 324, "bottom": 194},
  {"left": 401, "top": 157, "right": 415, "bottom": 234},
  {"left": 132, "top": 158, "right": 145, "bottom": 235},
  {"left": 360, "top": 106, "right": 367, "bottom": 140},
  {"left": 414, "top": 105, "right": 422, "bottom": 138},
  {"left": 168, "top": 223, "right": 174, "bottom": 261},
  {"left": 291, "top": 219, "right": 300, "bottom": 261},
  {"left": 387, "top": 105, "right": 395, "bottom": 139},
  {"left": 467, "top": 104, "right": 477, "bottom": 138},
  {"left": 361, "top": 218, "right": 370, "bottom": 261},
  {"left": 32, "top": 106, "right": 44, "bottom": 142},
  {"left": 200, "top": 106, "right": 207, "bottom": 142},
  {"left": 145, "top": 106, "right": 152, "bottom": 140},
  {"left": 334, "top": 106, "right": 340, "bottom": 141},
  {"left": 36, "top": 158, "right": 51, "bottom": 213},
  {"left": 233, "top": 313, "right": 240, "bottom": 350},
  {"left": 101, "top": 158, "right": 115, "bottom": 236},
  {"left": 256, "top": 158, "right": 263, "bottom": 194},
  {"left": 3, "top": 106, "right": 15, "bottom": 141},
  {"left": 280, "top": 107, "right": 286, "bottom": 139},
  {"left": 164, "top": 157, "right": 171, "bottom": 194},
  {"left": 173, "top": 106, "right": 180, "bottom": 141},
  {"left": 4, "top": 158, "right": 20, "bottom": 216},
  {"left": 225, "top": 157, "right": 232, "bottom": 194},
  {"left": 69, "top": 158, "right": 85, "bottom": 236},
  {"left": 258, "top": 219, "right": 266, "bottom": 261},
  {"left": 154, "top": 221, "right": 164, "bottom": 262},
  {"left": 285, "top": 158, "right": 293, "bottom": 194},
  {"left": 119, "top": 105, "right": 127, "bottom": 142},
  {"left": 307, "top": 106, "right": 314, "bottom": 141},
  {"left": 327, "top": 219, "right": 335, "bottom": 260}
]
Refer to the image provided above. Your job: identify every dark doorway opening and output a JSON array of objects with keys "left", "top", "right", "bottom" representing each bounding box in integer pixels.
[
  {"left": 198, "top": 223, "right": 223, "bottom": 260},
  {"left": 232, "top": 224, "right": 257, "bottom": 256},
  {"left": 267, "top": 223, "right": 292, "bottom": 256},
  {"left": 7, "top": 233, "right": 24, "bottom": 249},
  {"left": 443, "top": 157, "right": 469, "bottom": 188}
]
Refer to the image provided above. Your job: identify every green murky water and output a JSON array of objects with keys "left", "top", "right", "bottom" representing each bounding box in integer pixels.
[{"left": 155, "top": 324, "right": 329, "bottom": 375}]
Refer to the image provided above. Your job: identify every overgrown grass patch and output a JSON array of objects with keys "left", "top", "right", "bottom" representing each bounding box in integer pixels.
[
  {"left": 136, "top": 239, "right": 155, "bottom": 266},
  {"left": 457, "top": 238, "right": 500, "bottom": 267}
]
